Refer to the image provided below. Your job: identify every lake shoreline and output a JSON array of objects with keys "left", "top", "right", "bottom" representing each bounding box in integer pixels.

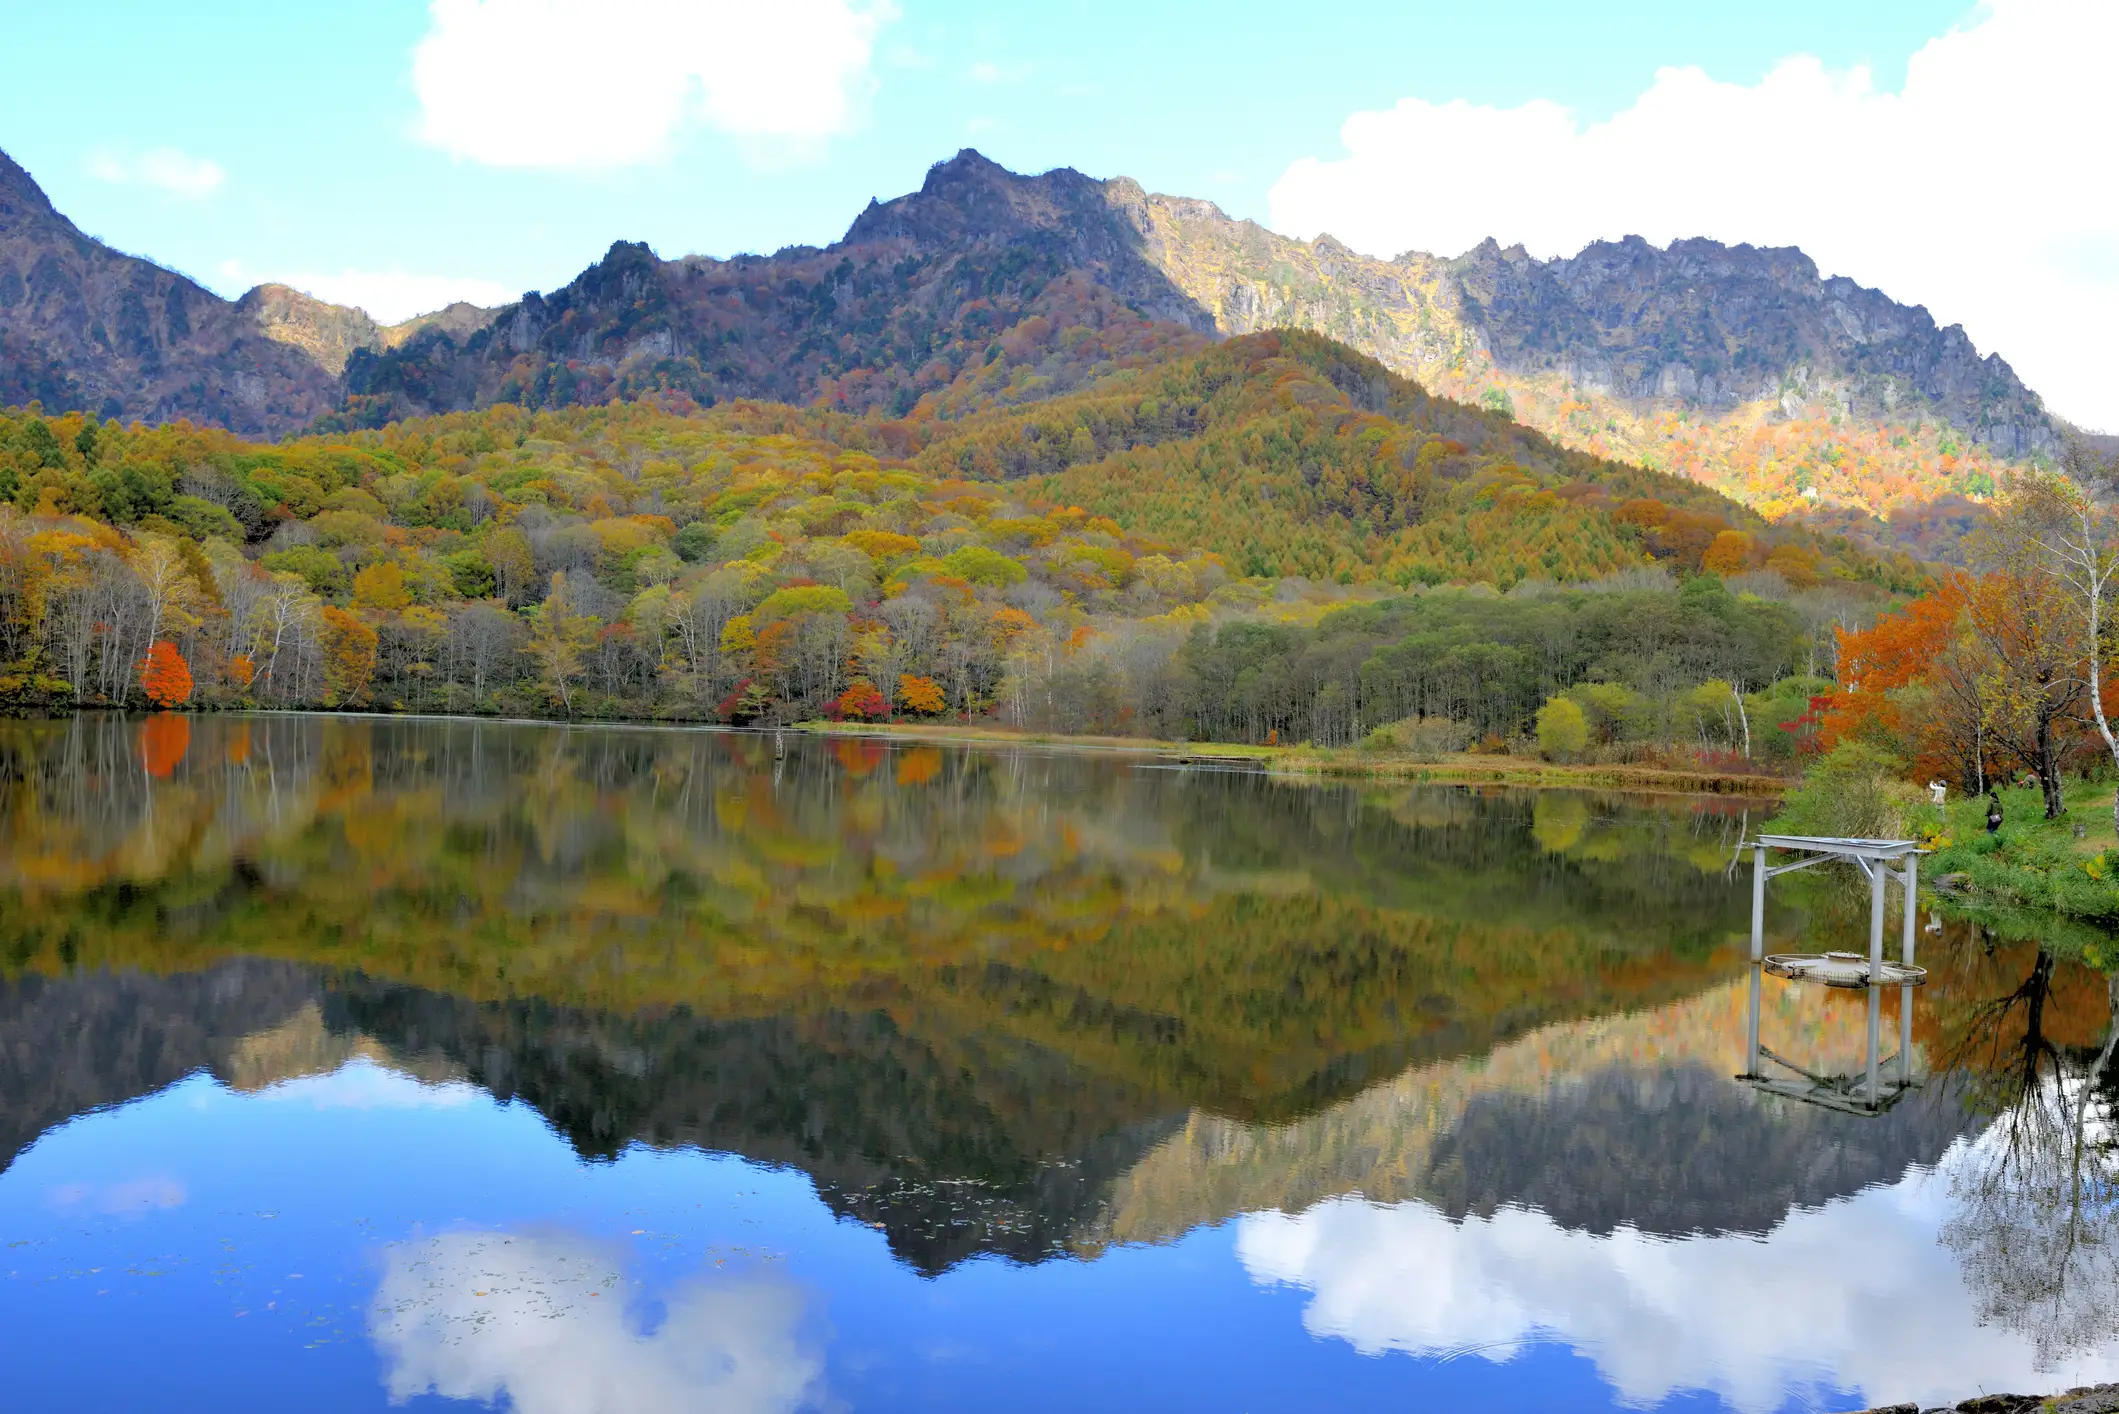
[
  {"left": 798, "top": 720, "right": 1791, "bottom": 796},
  {"left": 16, "top": 704, "right": 1793, "bottom": 797}
]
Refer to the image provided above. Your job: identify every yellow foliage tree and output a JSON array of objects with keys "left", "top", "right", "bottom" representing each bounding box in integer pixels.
[
  {"left": 352, "top": 560, "right": 411, "bottom": 613},
  {"left": 526, "top": 571, "right": 599, "bottom": 712},
  {"left": 319, "top": 607, "right": 378, "bottom": 705}
]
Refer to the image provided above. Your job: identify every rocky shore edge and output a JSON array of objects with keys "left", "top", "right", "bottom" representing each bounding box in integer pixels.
[{"left": 1862, "top": 1385, "right": 2119, "bottom": 1413}]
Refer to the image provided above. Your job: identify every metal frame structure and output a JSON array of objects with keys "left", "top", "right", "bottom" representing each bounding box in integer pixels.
[{"left": 1741, "top": 835, "right": 1925, "bottom": 1114}]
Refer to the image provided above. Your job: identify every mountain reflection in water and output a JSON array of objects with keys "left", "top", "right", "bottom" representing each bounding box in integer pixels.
[{"left": 1, "top": 713, "right": 2115, "bottom": 1413}]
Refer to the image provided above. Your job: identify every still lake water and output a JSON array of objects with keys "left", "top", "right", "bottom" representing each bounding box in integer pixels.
[{"left": 2, "top": 714, "right": 2115, "bottom": 1413}]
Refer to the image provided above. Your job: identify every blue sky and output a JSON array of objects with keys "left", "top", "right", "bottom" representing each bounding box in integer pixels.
[{"left": 2, "top": 0, "right": 2113, "bottom": 424}]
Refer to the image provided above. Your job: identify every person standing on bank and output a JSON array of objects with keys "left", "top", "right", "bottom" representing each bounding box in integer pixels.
[{"left": 1986, "top": 793, "right": 2004, "bottom": 834}]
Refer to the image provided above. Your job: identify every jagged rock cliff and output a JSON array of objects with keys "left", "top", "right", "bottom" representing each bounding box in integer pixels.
[
  {"left": 1128, "top": 188, "right": 2057, "bottom": 461},
  {"left": 342, "top": 149, "right": 1213, "bottom": 424}
]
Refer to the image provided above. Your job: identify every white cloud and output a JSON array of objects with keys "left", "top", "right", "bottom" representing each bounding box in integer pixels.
[
  {"left": 272, "top": 270, "right": 518, "bottom": 324},
  {"left": 86, "top": 146, "right": 226, "bottom": 199},
  {"left": 371, "top": 1229, "right": 828, "bottom": 1414},
  {"left": 412, "top": 0, "right": 896, "bottom": 169},
  {"left": 1267, "top": 0, "right": 2119, "bottom": 429},
  {"left": 1237, "top": 1138, "right": 2119, "bottom": 1413},
  {"left": 220, "top": 258, "right": 516, "bottom": 323}
]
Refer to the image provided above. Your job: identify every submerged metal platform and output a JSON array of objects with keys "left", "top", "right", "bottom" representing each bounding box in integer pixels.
[
  {"left": 1739, "top": 834, "right": 1928, "bottom": 1114},
  {"left": 1764, "top": 952, "right": 1928, "bottom": 988}
]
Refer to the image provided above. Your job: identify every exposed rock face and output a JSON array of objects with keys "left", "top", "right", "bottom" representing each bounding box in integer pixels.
[
  {"left": 0, "top": 149, "right": 340, "bottom": 435},
  {"left": 236, "top": 283, "right": 386, "bottom": 376},
  {"left": 1417, "top": 1059, "right": 1971, "bottom": 1236},
  {"left": 238, "top": 283, "right": 500, "bottom": 376},
  {"left": 342, "top": 149, "right": 1217, "bottom": 422},
  {"left": 1128, "top": 192, "right": 2058, "bottom": 459},
  {"left": 384, "top": 298, "right": 498, "bottom": 349}
]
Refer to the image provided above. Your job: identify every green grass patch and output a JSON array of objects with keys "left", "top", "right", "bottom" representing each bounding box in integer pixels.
[{"left": 1924, "top": 778, "right": 2119, "bottom": 942}]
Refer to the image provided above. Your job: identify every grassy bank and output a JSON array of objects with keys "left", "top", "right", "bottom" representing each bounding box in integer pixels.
[
  {"left": 796, "top": 721, "right": 1790, "bottom": 795},
  {"left": 1272, "top": 746, "right": 1787, "bottom": 795},
  {"left": 1924, "top": 778, "right": 2119, "bottom": 940}
]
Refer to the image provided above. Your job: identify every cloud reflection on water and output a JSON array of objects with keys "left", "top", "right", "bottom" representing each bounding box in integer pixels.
[
  {"left": 45, "top": 1174, "right": 187, "bottom": 1215},
  {"left": 370, "top": 1230, "right": 828, "bottom": 1414},
  {"left": 1236, "top": 1138, "right": 2119, "bottom": 1413}
]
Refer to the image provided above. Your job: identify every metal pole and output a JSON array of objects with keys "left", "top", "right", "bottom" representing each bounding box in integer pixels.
[
  {"left": 1901, "top": 855, "right": 1917, "bottom": 965},
  {"left": 1747, "top": 843, "right": 1766, "bottom": 1076},
  {"left": 1867, "top": 857, "right": 1885, "bottom": 1103},
  {"left": 1746, "top": 964, "right": 1763, "bottom": 1080},
  {"left": 1900, "top": 855, "right": 1917, "bottom": 1089},
  {"left": 1752, "top": 844, "right": 1766, "bottom": 964}
]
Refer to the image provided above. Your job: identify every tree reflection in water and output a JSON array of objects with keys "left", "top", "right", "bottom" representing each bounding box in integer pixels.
[
  {"left": 3, "top": 711, "right": 2117, "bottom": 1330},
  {"left": 1934, "top": 930, "right": 2119, "bottom": 1369}
]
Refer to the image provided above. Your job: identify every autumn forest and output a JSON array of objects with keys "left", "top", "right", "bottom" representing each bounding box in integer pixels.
[{"left": 0, "top": 330, "right": 1940, "bottom": 758}]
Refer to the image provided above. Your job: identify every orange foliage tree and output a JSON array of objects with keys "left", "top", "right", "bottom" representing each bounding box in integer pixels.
[
  {"left": 138, "top": 713, "right": 192, "bottom": 778},
  {"left": 897, "top": 674, "right": 946, "bottom": 715},
  {"left": 1821, "top": 567, "right": 2103, "bottom": 802},
  {"left": 1818, "top": 576, "right": 1966, "bottom": 750},
  {"left": 1701, "top": 530, "right": 1754, "bottom": 576},
  {"left": 1814, "top": 576, "right": 1994, "bottom": 787},
  {"left": 138, "top": 641, "right": 194, "bottom": 707}
]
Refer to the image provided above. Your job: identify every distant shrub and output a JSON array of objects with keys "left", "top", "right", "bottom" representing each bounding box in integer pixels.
[
  {"left": 1361, "top": 716, "right": 1475, "bottom": 756},
  {"left": 1536, "top": 697, "right": 1589, "bottom": 761},
  {"left": 942, "top": 545, "right": 1028, "bottom": 588},
  {"left": 1769, "top": 741, "right": 1921, "bottom": 841}
]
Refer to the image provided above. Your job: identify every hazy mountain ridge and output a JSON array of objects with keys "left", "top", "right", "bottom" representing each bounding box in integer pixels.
[
  {"left": 0, "top": 151, "right": 340, "bottom": 436},
  {"left": 1128, "top": 188, "right": 2056, "bottom": 521}
]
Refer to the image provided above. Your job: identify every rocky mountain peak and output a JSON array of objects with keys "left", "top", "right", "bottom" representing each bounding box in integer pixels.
[
  {"left": 842, "top": 148, "right": 1116, "bottom": 254},
  {"left": 0, "top": 147, "right": 57, "bottom": 227},
  {"left": 0, "top": 143, "right": 2070, "bottom": 500}
]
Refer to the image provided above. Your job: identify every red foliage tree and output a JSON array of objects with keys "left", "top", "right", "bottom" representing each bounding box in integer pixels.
[
  {"left": 138, "top": 641, "right": 194, "bottom": 708},
  {"left": 831, "top": 679, "right": 890, "bottom": 720}
]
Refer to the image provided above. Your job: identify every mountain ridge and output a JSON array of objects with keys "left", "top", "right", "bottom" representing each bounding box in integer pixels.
[
  {"left": 0, "top": 145, "right": 2064, "bottom": 529},
  {"left": 334, "top": 149, "right": 2069, "bottom": 527},
  {"left": 336, "top": 148, "right": 1211, "bottom": 426}
]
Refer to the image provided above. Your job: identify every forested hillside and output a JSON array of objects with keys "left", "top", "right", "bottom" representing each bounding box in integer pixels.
[
  {"left": 0, "top": 329, "right": 1907, "bottom": 749},
  {"left": 0, "top": 143, "right": 2061, "bottom": 555}
]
